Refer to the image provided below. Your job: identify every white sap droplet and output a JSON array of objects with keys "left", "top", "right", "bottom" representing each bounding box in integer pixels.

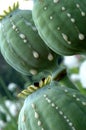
[
  {"left": 19, "top": 33, "right": 26, "bottom": 39},
  {"left": 64, "top": 89, "right": 68, "bottom": 93},
  {"left": 76, "top": 98, "right": 80, "bottom": 101},
  {"left": 72, "top": 126, "right": 76, "bottom": 130},
  {"left": 30, "top": 69, "right": 37, "bottom": 75},
  {"left": 50, "top": 16, "right": 53, "bottom": 20},
  {"left": 44, "top": 6, "right": 47, "bottom": 10},
  {"left": 62, "top": 33, "right": 68, "bottom": 41},
  {"left": 67, "top": 13, "right": 71, "bottom": 17},
  {"left": 12, "top": 25, "right": 16, "bottom": 29},
  {"left": 82, "top": 102, "right": 86, "bottom": 106},
  {"left": 73, "top": 94, "right": 76, "bottom": 98},
  {"left": 22, "top": 115, "right": 26, "bottom": 122},
  {"left": 44, "top": 94, "right": 47, "bottom": 97},
  {"left": 35, "top": 112, "right": 39, "bottom": 119},
  {"left": 33, "top": 51, "right": 39, "bottom": 59},
  {"left": 69, "top": 122, "right": 73, "bottom": 126},
  {"left": 66, "top": 119, "right": 70, "bottom": 122},
  {"left": 57, "top": 27, "right": 60, "bottom": 30},
  {"left": 62, "top": 6, "right": 66, "bottom": 11},
  {"left": 59, "top": 111, "right": 63, "bottom": 115},
  {"left": 15, "top": 28, "right": 18, "bottom": 32},
  {"left": 38, "top": 120, "right": 42, "bottom": 126},
  {"left": 23, "top": 39, "right": 27, "bottom": 43},
  {"left": 51, "top": 103, "right": 55, "bottom": 107},
  {"left": 31, "top": 103, "right": 35, "bottom": 109},
  {"left": 48, "top": 99, "right": 51, "bottom": 103},
  {"left": 68, "top": 41, "right": 71, "bottom": 44},
  {"left": 71, "top": 18, "right": 75, "bottom": 23},
  {"left": 79, "top": 33, "right": 85, "bottom": 40},
  {"left": 81, "top": 12, "right": 85, "bottom": 16},
  {"left": 64, "top": 116, "right": 67, "bottom": 119},
  {"left": 48, "top": 53, "right": 54, "bottom": 61},
  {"left": 56, "top": 106, "right": 58, "bottom": 109},
  {"left": 76, "top": 4, "right": 80, "bottom": 8},
  {"left": 53, "top": 0, "right": 59, "bottom": 3}
]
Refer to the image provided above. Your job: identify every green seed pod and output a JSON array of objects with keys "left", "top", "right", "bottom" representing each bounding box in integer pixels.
[
  {"left": 32, "top": 0, "right": 86, "bottom": 55},
  {"left": 0, "top": 3, "right": 60, "bottom": 76},
  {"left": 18, "top": 77, "right": 86, "bottom": 130}
]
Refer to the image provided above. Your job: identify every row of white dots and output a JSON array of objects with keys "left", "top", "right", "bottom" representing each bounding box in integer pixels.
[
  {"left": 43, "top": 2, "right": 85, "bottom": 43},
  {"left": 44, "top": 2, "right": 85, "bottom": 17},
  {"left": 64, "top": 88, "right": 86, "bottom": 106},
  {"left": 31, "top": 103, "right": 45, "bottom": 130},
  {"left": 10, "top": 19, "right": 54, "bottom": 61},
  {"left": 44, "top": 94, "right": 76, "bottom": 130},
  {"left": 9, "top": 19, "right": 38, "bottom": 75},
  {"left": 9, "top": 18, "right": 55, "bottom": 75}
]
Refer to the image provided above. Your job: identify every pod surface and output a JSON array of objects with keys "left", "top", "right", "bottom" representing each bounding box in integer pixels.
[
  {"left": 0, "top": 8, "right": 59, "bottom": 75},
  {"left": 18, "top": 82, "right": 86, "bottom": 130},
  {"left": 32, "top": 0, "right": 86, "bottom": 55}
]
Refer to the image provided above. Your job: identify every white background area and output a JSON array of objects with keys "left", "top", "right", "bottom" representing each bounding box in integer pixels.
[{"left": 0, "top": 0, "right": 33, "bottom": 14}]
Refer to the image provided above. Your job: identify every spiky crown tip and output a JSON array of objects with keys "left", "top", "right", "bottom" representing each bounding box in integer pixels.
[
  {"left": 0, "top": 2, "right": 19, "bottom": 20},
  {"left": 17, "top": 75, "right": 52, "bottom": 98}
]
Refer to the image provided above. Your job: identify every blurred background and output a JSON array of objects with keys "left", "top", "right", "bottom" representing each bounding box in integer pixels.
[
  {"left": 0, "top": 0, "right": 86, "bottom": 130},
  {"left": 0, "top": 1, "right": 33, "bottom": 130}
]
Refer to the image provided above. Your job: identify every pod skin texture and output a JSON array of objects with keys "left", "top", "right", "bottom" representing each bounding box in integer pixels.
[
  {"left": 32, "top": 0, "right": 86, "bottom": 55},
  {"left": 18, "top": 81, "right": 86, "bottom": 130},
  {"left": 0, "top": 8, "right": 59, "bottom": 75}
]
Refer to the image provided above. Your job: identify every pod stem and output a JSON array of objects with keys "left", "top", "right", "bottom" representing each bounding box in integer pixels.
[{"left": 52, "top": 67, "right": 78, "bottom": 90}]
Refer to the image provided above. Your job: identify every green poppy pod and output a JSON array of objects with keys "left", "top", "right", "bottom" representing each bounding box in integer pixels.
[
  {"left": 18, "top": 77, "right": 86, "bottom": 130},
  {"left": 32, "top": 0, "right": 86, "bottom": 56},
  {"left": 0, "top": 2, "right": 61, "bottom": 76}
]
